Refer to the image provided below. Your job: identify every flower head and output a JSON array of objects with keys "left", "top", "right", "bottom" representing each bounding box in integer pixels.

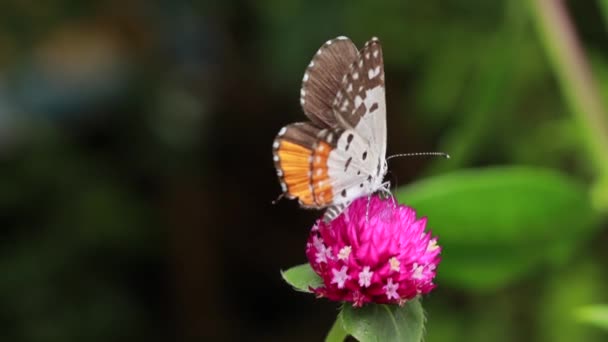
[{"left": 305, "top": 195, "right": 441, "bottom": 307}]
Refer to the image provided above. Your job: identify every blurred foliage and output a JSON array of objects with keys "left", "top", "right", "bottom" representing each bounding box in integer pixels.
[
  {"left": 576, "top": 305, "right": 608, "bottom": 331},
  {"left": 397, "top": 166, "right": 599, "bottom": 291},
  {"left": 0, "top": 0, "right": 607, "bottom": 341}
]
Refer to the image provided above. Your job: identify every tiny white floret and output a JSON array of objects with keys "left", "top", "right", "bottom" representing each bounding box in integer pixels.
[
  {"left": 358, "top": 266, "right": 373, "bottom": 287},
  {"left": 412, "top": 263, "right": 424, "bottom": 280},
  {"left": 384, "top": 278, "right": 400, "bottom": 300},
  {"left": 331, "top": 266, "right": 350, "bottom": 289},
  {"left": 389, "top": 257, "right": 400, "bottom": 272},
  {"left": 337, "top": 245, "right": 352, "bottom": 261}
]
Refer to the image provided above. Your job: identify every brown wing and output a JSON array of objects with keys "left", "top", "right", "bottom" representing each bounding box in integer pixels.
[{"left": 300, "top": 36, "right": 359, "bottom": 128}]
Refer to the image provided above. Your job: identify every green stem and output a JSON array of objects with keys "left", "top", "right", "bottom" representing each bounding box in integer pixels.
[
  {"left": 529, "top": 0, "right": 608, "bottom": 211},
  {"left": 325, "top": 316, "right": 348, "bottom": 342},
  {"left": 598, "top": 0, "right": 608, "bottom": 32}
]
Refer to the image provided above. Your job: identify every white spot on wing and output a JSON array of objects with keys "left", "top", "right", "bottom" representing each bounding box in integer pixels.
[
  {"left": 368, "top": 66, "right": 381, "bottom": 79},
  {"left": 347, "top": 83, "right": 353, "bottom": 93},
  {"left": 309, "top": 60, "right": 314, "bottom": 67},
  {"left": 365, "top": 52, "right": 370, "bottom": 59},
  {"left": 337, "top": 36, "right": 348, "bottom": 40},
  {"left": 278, "top": 127, "right": 287, "bottom": 136},
  {"left": 353, "top": 72, "right": 359, "bottom": 80},
  {"left": 303, "top": 73, "right": 309, "bottom": 82},
  {"left": 300, "top": 98, "right": 305, "bottom": 105},
  {"left": 273, "top": 141, "right": 279, "bottom": 149},
  {"left": 373, "top": 50, "right": 379, "bottom": 58},
  {"left": 340, "top": 99, "right": 349, "bottom": 112},
  {"left": 325, "top": 40, "right": 333, "bottom": 45},
  {"left": 355, "top": 96, "right": 363, "bottom": 108},
  {"left": 335, "top": 91, "right": 343, "bottom": 102},
  {"left": 273, "top": 155, "right": 279, "bottom": 162}
]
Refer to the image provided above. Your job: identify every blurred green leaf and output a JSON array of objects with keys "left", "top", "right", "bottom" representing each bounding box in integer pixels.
[
  {"left": 539, "top": 261, "right": 607, "bottom": 341},
  {"left": 281, "top": 264, "right": 323, "bottom": 293},
  {"left": 396, "top": 166, "right": 599, "bottom": 291},
  {"left": 576, "top": 305, "right": 608, "bottom": 331},
  {"left": 340, "top": 299, "right": 424, "bottom": 342},
  {"left": 425, "top": 291, "right": 519, "bottom": 342}
]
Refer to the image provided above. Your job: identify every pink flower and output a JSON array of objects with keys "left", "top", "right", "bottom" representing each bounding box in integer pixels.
[{"left": 305, "top": 196, "right": 441, "bottom": 307}]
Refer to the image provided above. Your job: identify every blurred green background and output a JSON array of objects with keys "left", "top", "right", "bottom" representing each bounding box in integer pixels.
[{"left": 1, "top": 0, "right": 608, "bottom": 341}]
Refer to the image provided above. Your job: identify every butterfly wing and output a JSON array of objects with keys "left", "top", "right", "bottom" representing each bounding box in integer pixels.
[
  {"left": 272, "top": 122, "right": 321, "bottom": 208},
  {"left": 273, "top": 37, "right": 388, "bottom": 222},
  {"left": 320, "top": 38, "right": 388, "bottom": 209},
  {"left": 273, "top": 124, "right": 382, "bottom": 213},
  {"left": 333, "top": 37, "right": 387, "bottom": 162},
  {"left": 274, "top": 122, "right": 348, "bottom": 208},
  {"left": 300, "top": 36, "right": 359, "bottom": 128}
]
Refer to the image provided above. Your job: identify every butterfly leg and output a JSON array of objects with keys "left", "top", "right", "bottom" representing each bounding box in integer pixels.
[
  {"left": 365, "top": 193, "right": 373, "bottom": 223},
  {"left": 378, "top": 181, "right": 396, "bottom": 208},
  {"left": 271, "top": 193, "right": 285, "bottom": 205}
]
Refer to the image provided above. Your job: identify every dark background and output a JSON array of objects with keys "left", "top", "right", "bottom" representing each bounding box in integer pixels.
[{"left": 1, "top": 1, "right": 607, "bottom": 341}]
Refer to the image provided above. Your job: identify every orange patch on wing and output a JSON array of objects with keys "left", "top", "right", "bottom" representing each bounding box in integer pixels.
[
  {"left": 312, "top": 142, "right": 333, "bottom": 205},
  {"left": 277, "top": 140, "right": 315, "bottom": 205}
]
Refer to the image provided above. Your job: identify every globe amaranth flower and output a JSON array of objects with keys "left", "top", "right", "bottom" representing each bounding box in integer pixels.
[{"left": 305, "top": 195, "right": 441, "bottom": 307}]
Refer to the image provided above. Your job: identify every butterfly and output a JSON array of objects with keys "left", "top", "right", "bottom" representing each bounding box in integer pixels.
[{"left": 272, "top": 36, "right": 391, "bottom": 222}]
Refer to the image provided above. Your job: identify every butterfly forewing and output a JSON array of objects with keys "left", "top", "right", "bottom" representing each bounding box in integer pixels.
[
  {"left": 300, "top": 37, "right": 359, "bottom": 128},
  {"left": 320, "top": 38, "right": 388, "bottom": 204},
  {"left": 332, "top": 38, "right": 387, "bottom": 161}
]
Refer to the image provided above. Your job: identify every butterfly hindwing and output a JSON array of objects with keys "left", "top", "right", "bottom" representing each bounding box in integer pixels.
[
  {"left": 273, "top": 122, "right": 322, "bottom": 207},
  {"left": 319, "top": 128, "right": 385, "bottom": 222},
  {"left": 300, "top": 36, "right": 359, "bottom": 128}
]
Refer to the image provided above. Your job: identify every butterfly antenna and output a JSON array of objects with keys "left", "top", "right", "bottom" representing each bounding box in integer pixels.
[{"left": 386, "top": 152, "right": 450, "bottom": 161}]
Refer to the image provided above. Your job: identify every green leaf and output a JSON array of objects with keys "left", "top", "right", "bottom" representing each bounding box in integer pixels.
[
  {"left": 538, "top": 261, "right": 607, "bottom": 341},
  {"left": 281, "top": 263, "right": 323, "bottom": 293},
  {"left": 396, "top": 166, "right": 599, "bottom": 291},
  {"left": 340, "top": 298, "right": 425, "bottom": 342},
  {"left": 575, "top": 305, "right": 608, "bottom": 331}
]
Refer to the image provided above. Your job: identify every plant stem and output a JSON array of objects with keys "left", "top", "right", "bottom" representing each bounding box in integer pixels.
[
  {"left": 325, "top": 317, "right": 348, "bottom": 342},
  {"left": 599, "top": 0, "right": 608, "bottom": 33},
  {"left": 529, "top": 0, "right": 608, "bottom": 211}
]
